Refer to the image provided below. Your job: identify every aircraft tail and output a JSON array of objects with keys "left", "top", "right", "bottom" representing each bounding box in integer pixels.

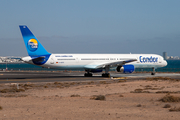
[
  {"left": 19, "top": 25, "right": 51, "bottom": 65},
  {"left": 19, "top": 25, "right": 50, "bottom": 57}
]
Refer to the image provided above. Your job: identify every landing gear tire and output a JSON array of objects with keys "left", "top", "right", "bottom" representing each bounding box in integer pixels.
[
  {"left": 102, "top": 73, "right": 110, "bottom": 77},
  {"left": 151, "top": 67, "right": 156, "bottom": 75},
  {"left": 151, "top": 72, "right": 155, "bottom": 75},
  {"left": 84, "top": 73, "right": 93, "bottom": 77}
]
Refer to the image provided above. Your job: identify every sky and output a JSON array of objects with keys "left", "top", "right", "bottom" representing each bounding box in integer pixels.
[{"left": 0, "top": 0, "right": 180, "bottom": 57}]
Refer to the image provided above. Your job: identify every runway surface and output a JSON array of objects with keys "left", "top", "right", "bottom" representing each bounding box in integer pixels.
[{"left": 0, "top": 71, "right": 180, "bottom": 83}]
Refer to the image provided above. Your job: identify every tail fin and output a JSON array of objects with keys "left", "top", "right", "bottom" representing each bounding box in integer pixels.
[{"left": 19, "top": 25, "right": 50, "bottom": 57}]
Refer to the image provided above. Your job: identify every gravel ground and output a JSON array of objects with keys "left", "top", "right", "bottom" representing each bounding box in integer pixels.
[{"left": 0, "top": 77, "right": 180, "bottom": 120}]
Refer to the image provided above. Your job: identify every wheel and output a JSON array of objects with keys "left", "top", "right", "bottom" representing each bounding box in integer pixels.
[
  {"left": 151, "top": 72, "right": 155, "bottom": 75},
  {"left": 89, "top": 73, "right": 92, "bottom": 77},
  {"left": 151, "top": 68, "right": 156, "bottom": 75},
  {"left": 102, "top": 73, "right": 110, "bottom": 77},
  {"left": 84, "top": 73, "right": 93, "bottom": 77}
]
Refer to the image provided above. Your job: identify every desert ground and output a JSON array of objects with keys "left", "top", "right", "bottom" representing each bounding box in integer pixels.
[{"left": 0, "top": 77, "right": 180, "bottom": 120}]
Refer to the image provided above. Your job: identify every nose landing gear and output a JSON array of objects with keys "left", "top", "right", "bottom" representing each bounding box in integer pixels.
[{"left": 151, "top": 67, "right": 156, "bottom": 75}]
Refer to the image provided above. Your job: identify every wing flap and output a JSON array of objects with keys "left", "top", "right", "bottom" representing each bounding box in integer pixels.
[{"left": 86, "top": 59, "right": 137, "bottom": 69}]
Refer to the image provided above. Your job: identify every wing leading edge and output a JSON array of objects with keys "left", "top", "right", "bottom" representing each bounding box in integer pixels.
[{"left": 84, "top": 59, "right": 137, "bottom": 69}]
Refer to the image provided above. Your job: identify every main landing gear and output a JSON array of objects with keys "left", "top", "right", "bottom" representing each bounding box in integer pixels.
[
  {"left": 102, "top": 66, "right": 110, "bottom": 77},
  {"left": 102, "top": 73, "right": 110, "bottom": 77},
  {"left": 151, "top": 67, "right": 156, "bottom": 75},
  {"left": 84, "top": 72, "right": 110, "bottom": 77},
  {"left": 84, "top": 66, "right": 111, "bottom": 77},
  {"left": 84, "top": 72, "right": 93, "bottom": 77}
]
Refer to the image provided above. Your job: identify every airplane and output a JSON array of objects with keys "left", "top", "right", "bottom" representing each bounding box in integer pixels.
[{"left": 19, "top": 25, "right": 167, "bottom": 77}]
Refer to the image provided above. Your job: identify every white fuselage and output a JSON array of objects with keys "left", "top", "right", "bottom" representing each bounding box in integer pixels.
[{"left": 22, "top": 54, "right": 167, "bottom": 70}]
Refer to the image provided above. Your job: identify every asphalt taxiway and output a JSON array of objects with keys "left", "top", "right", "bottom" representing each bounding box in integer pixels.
[{"left": 0, "top": 71, "right": 180, "bottom": 83}]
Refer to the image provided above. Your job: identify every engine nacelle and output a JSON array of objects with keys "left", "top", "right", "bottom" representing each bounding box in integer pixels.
[
  {"left": 85, "top": 69, "right": 103, "bottom": 73},
  {"left": 116, "top": 65, "right": 135, "bottom": 73}
]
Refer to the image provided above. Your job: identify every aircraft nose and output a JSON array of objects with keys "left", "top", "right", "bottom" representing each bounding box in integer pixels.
[{"left": 164, "top": 60, "right": 168, "bottom": 66}]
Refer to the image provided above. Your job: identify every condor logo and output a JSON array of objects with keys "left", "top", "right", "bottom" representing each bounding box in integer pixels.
[
  {"left": 139, "top": 56, "right": 158, "bottom": 63},
  {"left": 27, "top": 39, "right": 38, "bottom": 52}
]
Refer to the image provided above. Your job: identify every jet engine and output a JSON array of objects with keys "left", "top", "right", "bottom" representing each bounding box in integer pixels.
[{"left": 116, "top": 65, "right": 135, "bottom": 73}]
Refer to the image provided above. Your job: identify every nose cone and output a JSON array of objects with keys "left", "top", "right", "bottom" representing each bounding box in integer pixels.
[{"left": 163, "top": 60, "right": 168, "bottom": 67}]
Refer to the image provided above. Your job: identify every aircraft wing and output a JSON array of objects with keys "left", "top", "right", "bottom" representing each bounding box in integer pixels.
[{"left": 84, "top": 59, "right": 137, "bottom": 69}]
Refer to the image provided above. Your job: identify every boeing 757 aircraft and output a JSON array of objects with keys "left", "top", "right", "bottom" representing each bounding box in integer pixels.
[{"left": 19, "top": 25, "right": 167, "bottom": 77}]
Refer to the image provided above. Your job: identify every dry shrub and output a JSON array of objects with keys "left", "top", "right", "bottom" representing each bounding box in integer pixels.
[
  {"left": 22, "top": 84, "right": 35, "bottom": 90},
  {"left": 13, "top": 88, "right": 25, "bottom": 92},
  {"left": 87, "top": 81, "right": 95, "bottom": 84},
  {"left": 136, "top": 104, "right": 142, "bottom": 107},
  {"left": 169, "top": 107, "right": 180, "bottom": 112},
  {"left": 121, "top": 84, "right": 126, "bottom": 86},
  {"left": 54, "top": 82, "right": 63, "bottom": 85},
  {"left": 160, "top": 95, "right": 180, "bottom": 102},
  {"left": 23, "top": 84, "right": 34, "bottom": 87},
  {"left": 0, "top": 88, "right": 25, "bottom": 93},
  {"left": 146, "top": 77, "right": 179, "bottom": 81},
  {"left": 70, "top": 82, "right": 76, "bottom": 85},
  {"left": 135, "top": 89, "right": 143, "bottom": 92},
  {"left": 156, "top": 91, "right": 170, "bottom": 94},
  {"left": 54, "top": 82, "right": 59, "bottom": 85},
  {"left": 3, "top": 94, "right": 27, "bottom": 97},
  {"left": 44, "top": 86, "right": 48, "bottom": 88},
  {"left": 0, "top": 106, "right": 2, "bottom": 110},
  {"left": 77, "top": 82, "right": 82, "bottom": 85},
  {"left": 64, "top": 84, "right": 70, "bottom": 87},
  {"left": 145, "top": 85, "right": 152, "bottom": 88},
  {"left": 163, "top": 104, "right": 171, "bottom": 108},
  {"left": 0, "top": 89, "right": 7, "bottom": 93},
  {"left": 17, "top": 95, "right": 28, "bottom": 97},
  {"left": 54, "top": 82, "right": 72, "bottom": 87},
  {"left": 71, "top": 94, "right": 80, "bottom": 97},
  {"left": 143, "top": 91, "right": 151, "bottom": 93},
  {"left": 90, "top": 95, "right": 106, "bottom": 101},
  {"left": 46, "top": 83, "right": 51, "bottom": 86},
  {"left": 118, "top": 80, "right": 126, "bottom": 82},
  {"left": 145, "top": 86, "right": 164, "bottom": 90},
  {"left": 99, "top": 81, "right": 107, "bottom": 84},
  {"left": 130, "top": 89, "right": 150, "bottom": 93},
  {"left": 132, "top": 89, "right": 143, "bottom": 93},
  {"left": 119, "top": 95, "right": 124, "bottom": 97},
  {"left": 56, "top": 85, "right": 64, "bottom": 88},
  {"left": 61, "top": 82, "right": 71, "bottom": 87},
  {"left": 156, "top": 91, "right": 180, "bottom": 94}
]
